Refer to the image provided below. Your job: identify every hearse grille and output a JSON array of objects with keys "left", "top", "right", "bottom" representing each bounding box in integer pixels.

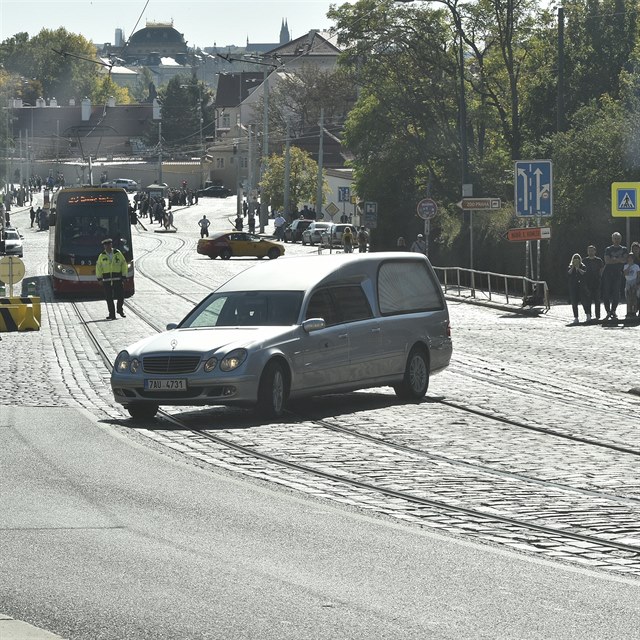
[{"left": 142, "top": 355, "right": 201, "bottom": 374}]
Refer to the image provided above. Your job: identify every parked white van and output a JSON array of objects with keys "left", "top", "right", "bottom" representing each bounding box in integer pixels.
[{"left": 111, "top": 253, "right": 452, "bottom": 419}]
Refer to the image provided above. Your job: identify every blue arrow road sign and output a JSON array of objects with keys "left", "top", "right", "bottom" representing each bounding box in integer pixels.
[
  {"left": 515, "top": 160, "right": 553, "bottom": 217},
  {"left": 338, "top": 187, "right": 351, "bottom": 202}
]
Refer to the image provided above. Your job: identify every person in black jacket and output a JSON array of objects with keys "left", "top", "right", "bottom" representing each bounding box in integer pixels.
[{"left": 567, "top": 253, "right": 589, "bottom": 324}]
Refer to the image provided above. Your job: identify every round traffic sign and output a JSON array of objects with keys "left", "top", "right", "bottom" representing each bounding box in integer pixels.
[
  {"left": 0, "top": 256, "right": 25, "bottom": 285},
  {"left": 417, "top": 198, "right": 438, "bottom": 220}
]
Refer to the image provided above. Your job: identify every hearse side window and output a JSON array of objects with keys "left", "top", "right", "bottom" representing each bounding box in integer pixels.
[
  {"left": 378, "top": 261, "right": 443, "bottom": 314},
  {"left": 305, "top": 289, "right": 338, "bottom": 325},
  {"left": 331, "top": 285, "right": 373, "bottom": 323}
]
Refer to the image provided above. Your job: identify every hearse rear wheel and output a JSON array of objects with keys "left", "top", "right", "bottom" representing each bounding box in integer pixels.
[{"left": 394, "top": 346, "right": 429, "bottom": 400}]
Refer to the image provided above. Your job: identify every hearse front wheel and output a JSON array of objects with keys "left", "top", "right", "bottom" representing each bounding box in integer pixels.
[{"left": 257, "top": 361, "right": 288, "bottom": 418}]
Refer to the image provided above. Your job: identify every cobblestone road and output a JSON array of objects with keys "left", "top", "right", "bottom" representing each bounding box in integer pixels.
[{"left": 2, "top": 193, "right": 639, "bottom": 577}]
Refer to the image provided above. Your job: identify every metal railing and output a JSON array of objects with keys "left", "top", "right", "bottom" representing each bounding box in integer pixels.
[{"left": 433, "top": 266, "right": 550, "bottom": 311}]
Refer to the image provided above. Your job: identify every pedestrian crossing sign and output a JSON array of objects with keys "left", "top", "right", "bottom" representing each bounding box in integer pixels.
[{"left": 611, "top": 182, "right": 640, "bottom": 217}]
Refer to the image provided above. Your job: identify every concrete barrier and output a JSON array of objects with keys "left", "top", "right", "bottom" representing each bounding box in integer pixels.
[{"left": 0, "top": 297, "right": 41, "bottom": 332}]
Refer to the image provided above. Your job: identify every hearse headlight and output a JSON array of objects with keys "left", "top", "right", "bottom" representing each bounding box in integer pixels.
[
  {"left": 204, "top": 357, "right": 218, "bottom": 372},
  {"left": 115, "top": 351, "right": 139, "bottom": 374},
  {"left": 220, "top": 349, "right": 247, "bottom": 372}
]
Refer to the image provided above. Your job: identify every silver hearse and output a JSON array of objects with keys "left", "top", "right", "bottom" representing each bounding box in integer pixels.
[{"left": 111, "top": 253, "right": 452, "bottom": 419}]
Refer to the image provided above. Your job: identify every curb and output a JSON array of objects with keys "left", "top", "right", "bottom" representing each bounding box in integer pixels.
[{"left": 443, "top": 294, "right": 547, "bottom": 317}]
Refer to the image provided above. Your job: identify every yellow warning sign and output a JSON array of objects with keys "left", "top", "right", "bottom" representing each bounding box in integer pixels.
[{"left": 611, "top": 182, "right": 640, "bottom": 217}]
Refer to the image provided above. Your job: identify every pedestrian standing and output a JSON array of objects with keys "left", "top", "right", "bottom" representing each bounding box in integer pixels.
[
  {"left": 396, "top": 236, "right": 407, "bottom": 251},
  {"left": 273, "top": 212, "right": 286, "bottom": 240},
  {"left": 601, "top": 232, "right": 628, "bottom": 321},
  {"left": 623, "top": 253, "right": 640, "bottom": 318},
  {"left": 410, "top": 234, "right": 427, "bottom": 254},
  {"left": 567, "top": 253, "right": 589, "bottom": 324},
  {"left": 96, "top": 239, "right": 128, "bottom": 320},
  {"left": 29, "top": 207, "right": 36, "bottom": 228},
  {"left": 198, "top": 215, "right": 210, "bottom": 238},
  {"left": 357, "top": 226, "right": 369, "bottom": 253},
  {"left": 342, "top": 226, "right": 354, "bottom": 253},
  {"left": 631, "top": 241, "right": 640, "bottom": 266},
  {"left": 583, "top": 245, "right": 604, "bottom": 321},
  {"left": 235, "top": 214, "right": 244, "bottom": 231}
]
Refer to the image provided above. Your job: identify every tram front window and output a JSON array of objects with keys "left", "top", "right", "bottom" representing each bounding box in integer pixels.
[{"left": 59, "top": 215, "right": 131, "bottom": 262}]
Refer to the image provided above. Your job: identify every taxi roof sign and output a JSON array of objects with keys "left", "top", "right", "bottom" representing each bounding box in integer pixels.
[{"left": 611, "top": 182, "right": 640, "bottom": 217}]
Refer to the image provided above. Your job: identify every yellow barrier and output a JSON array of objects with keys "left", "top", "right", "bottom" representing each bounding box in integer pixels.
[{"left": 0, "top": 297, "right": 41, "bottom": 332}]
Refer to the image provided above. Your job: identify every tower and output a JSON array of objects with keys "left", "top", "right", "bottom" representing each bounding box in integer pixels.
[{"left": 279, "top": 19, "right": 290, "bottom": 44}]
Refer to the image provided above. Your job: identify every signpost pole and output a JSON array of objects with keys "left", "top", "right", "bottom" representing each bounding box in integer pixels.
[
  {"left": 424, "top": 218, "right": 430, "bottom": 257},
  {"left": 470, "top": 210, "right": 474, "bottom": 271},
  {"left": 8, "top": 257, "right": 14, "bottom": 297}
]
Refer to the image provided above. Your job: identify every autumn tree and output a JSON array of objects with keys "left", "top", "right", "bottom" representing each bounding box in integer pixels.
[{"left": 260, "top": 147, "right": 327, "bottom": 212}]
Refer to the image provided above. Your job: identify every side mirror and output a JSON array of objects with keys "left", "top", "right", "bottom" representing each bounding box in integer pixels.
[
  {"left": 302, "top": 318, "right": 326, "bottom": 333},
  {"left": 166, "top": 323, "right": 178, "bottom": 330}
]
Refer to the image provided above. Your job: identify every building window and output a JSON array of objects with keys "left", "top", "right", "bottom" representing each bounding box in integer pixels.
[
  {"left": 221, "top": 113, "right": 230, "bottom": 128},
  {"left": 240, "top": 157, "right": 248, "bottom": 169},
  {"left": 216, "top": 157, "right": 224, "bottom": 169}
]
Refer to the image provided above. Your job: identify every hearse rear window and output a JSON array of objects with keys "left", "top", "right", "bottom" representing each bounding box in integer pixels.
[{"left": 378, "top": 261, "right": 443, "bottom": 314}]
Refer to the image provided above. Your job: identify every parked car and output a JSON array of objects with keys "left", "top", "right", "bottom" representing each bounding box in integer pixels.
[
  {"left": 101, "top": 178, "right": 139, "bottom": 192},
  {"left": 321, "top": 223, "right": 357, "bottom": 247},
  {"left": 111, "top": 253, "right": 453, "bottom": 419},
  {"left": 283, "top": 218, "right": 314, "bottom": 243},
  {"left": 0, "top": 227, "right": 24, "bottom": 257},
  {"left": 197, "top": 185, "right": 232, "bottom": 198},
  {"left": 197, "top": 232, "right": 285, "bottom": 260},
  {"left": 301, "top": 221, "right": 331, "bottom": 245}
]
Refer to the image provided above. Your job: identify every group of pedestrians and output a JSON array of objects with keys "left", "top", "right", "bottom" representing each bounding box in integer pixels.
[{"left": 567, "top": 232, "right": 640, "bottom": 323}]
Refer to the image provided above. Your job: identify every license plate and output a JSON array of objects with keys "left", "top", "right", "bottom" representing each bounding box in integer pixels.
[{"left": 144, "top": 379, "right": 187, "bottom": 391}]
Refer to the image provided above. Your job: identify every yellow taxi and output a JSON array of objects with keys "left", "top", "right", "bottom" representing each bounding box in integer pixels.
[{"left": 197, "top": 231, "right": 285, "bottom": 260}]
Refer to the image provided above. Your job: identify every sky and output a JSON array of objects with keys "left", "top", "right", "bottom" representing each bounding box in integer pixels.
[{"left": 0, "top": 0, "right": 358, "bottom": 49}]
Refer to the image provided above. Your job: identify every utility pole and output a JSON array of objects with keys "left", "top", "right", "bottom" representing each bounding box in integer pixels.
[
  {"left": 199, "top": 87, "right": 204, "bottom": 188},
  {"left": 284, "top": 121, "right": 291, "bottom": 218},
  {"left": 158, "top": 121, "right": 163, "bottom": 184},
  {"left": 260, "top": 68, "right": 270, "bottom": 232},
  {"left": 315, "top": 108, "right": 324, "bottom": 217}
]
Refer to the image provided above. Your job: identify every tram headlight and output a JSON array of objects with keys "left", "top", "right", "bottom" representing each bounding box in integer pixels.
[
  {"left": 220, "top": 349, "right": 247, "bottom": 372},
  {"left": 54, "top": 263, "right": 77, "bottom": 276}
]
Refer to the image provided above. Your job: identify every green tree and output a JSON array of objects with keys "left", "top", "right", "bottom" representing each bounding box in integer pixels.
[
  {"left": 260, "top": 147, "right": 326, "bottom": 211},
  {"left": 0, "top": 28, "right": 100, "bottom": 102},
  {"left": 154, "top": 75, "right": 213, "bottom": 155}
]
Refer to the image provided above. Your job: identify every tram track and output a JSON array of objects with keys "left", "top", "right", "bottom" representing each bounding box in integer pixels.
[{"left": 70, "top": 295, "right": 640, "bottom": 575}]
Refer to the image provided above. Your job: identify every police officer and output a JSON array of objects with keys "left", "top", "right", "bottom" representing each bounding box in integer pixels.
[{"left": 96, "top": 238, "right": 128, "bottom": 320}]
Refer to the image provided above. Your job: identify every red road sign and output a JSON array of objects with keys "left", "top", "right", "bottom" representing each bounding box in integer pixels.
[
  {"left": 417, "top": 198, "right": 437, "bottom": 220},
  {"left": 507, "top": 227, "right": 551, "bottom": 242}
]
